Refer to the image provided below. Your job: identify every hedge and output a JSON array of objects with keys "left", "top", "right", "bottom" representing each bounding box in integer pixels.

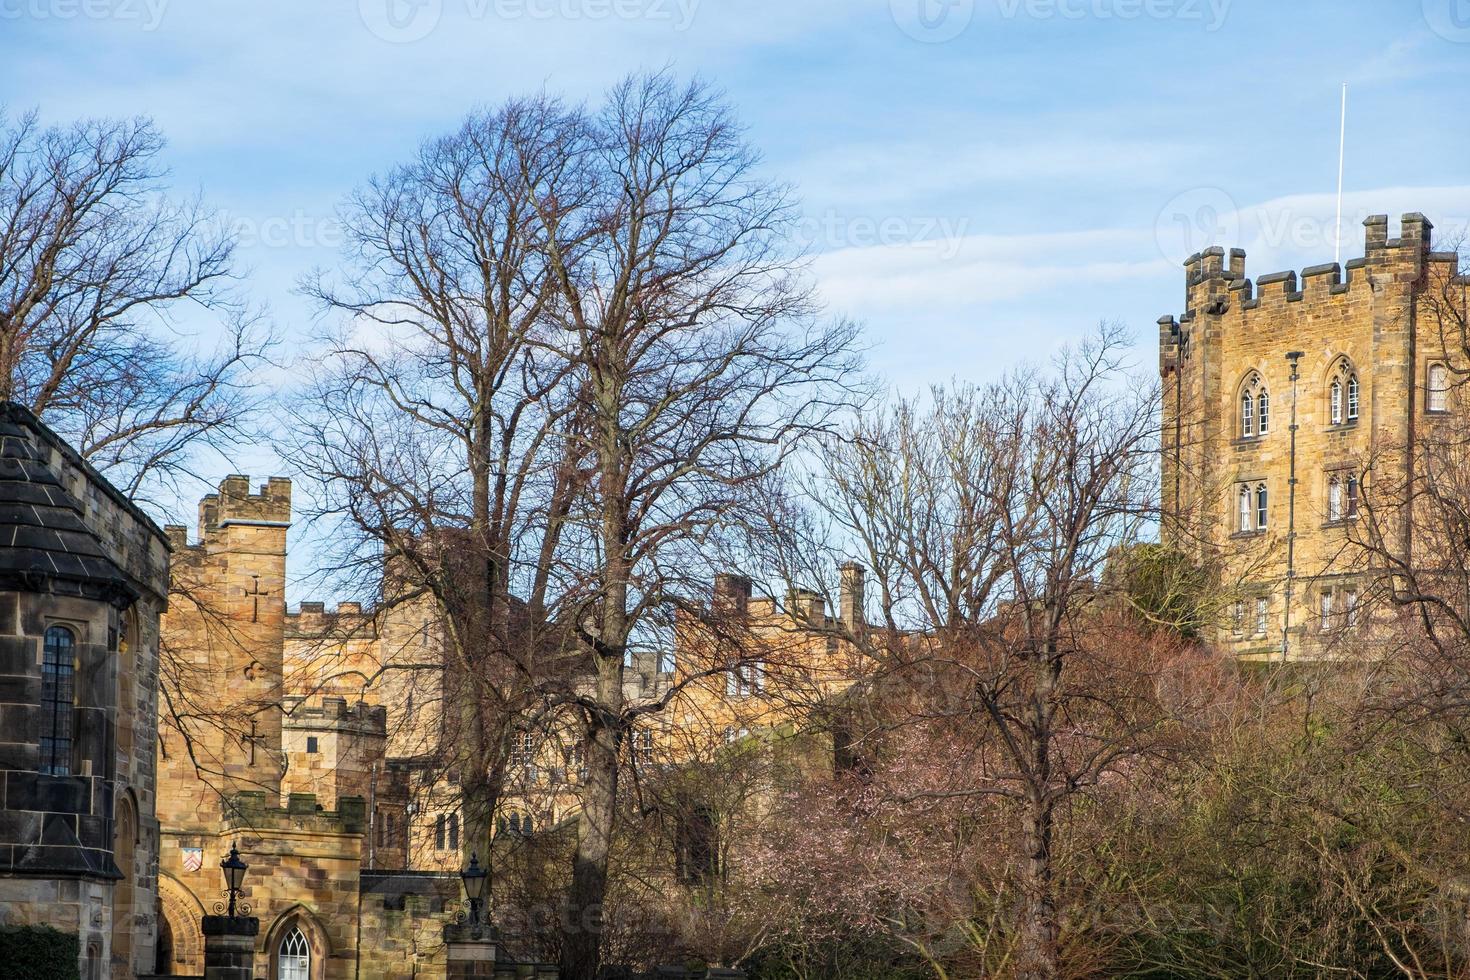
[{"left": 0, "top": 925, "right": 80, "bottom": 980}]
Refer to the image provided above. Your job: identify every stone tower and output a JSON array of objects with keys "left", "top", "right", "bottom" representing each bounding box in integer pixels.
[
  {"left": 1159, "top": 212, "right": 1465, "bottom": 658},
  {"left": 159, "top": 476, "right": 291, "bottom": 822}
]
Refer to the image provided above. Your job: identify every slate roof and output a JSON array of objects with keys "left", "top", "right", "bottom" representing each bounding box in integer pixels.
[{"left": 0, "top": 415, "right": 138, "bottom": 605}]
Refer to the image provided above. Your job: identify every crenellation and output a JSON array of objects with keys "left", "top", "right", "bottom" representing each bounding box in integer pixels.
[
  {"left": 1301, "top": 262, "right": 1340, "bottom": 286},
  {"left": 1364, "top": 213, "right": 1389, "bottom": 250},
  {"left": 199, "top": 475, "right": 292, "bottom": 537},
  {"left": 1399, "top": 211, "right": 1433, "bottom": 246},
  {"left": 282, "top": 694, "right": 389, "bottom": 733},
  {"left": 1161, "top": 208, "right": 1463, "bottom": 661}
]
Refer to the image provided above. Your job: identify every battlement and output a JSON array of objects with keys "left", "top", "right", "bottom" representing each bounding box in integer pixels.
[
  {"left": 197, "top": 474, "right": 292, "bottom": 536},
  {"left": 225, "top": 790, "right": 368, "bottom": 834},
  {"left": 282, "top": 695, "right": 388, "bottom": 735},
  {"left": 289, "top": 599, "right": 372, "bottom": 621},
  {"left": 1174, "top": 212, "right": 1465, "bottom": 326}
]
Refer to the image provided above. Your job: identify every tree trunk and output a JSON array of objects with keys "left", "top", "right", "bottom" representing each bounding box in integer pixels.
[
  {"left": 459, "top": 403, "right": 499, "bottom": 865},
  {"left": 561, "top": 659, "right": 622, "bottom": 980},
  {"left": 1018, "top": 638, "right": 1060, "bottom": 980},
  {"left": 1017, "top": 786, "right": 1058, "bottom": 980},
  {"left": 562, "top": 408, "right": 629, "bottom": 980}
]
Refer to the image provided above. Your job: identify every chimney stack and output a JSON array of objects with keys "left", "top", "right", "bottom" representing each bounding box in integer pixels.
[
  {"left": 839, "top": 562, "right": 866, "bottom": 632},
  {"left": 786, "top": 587, "right": 825, "bottom": 624},
  {"left": 713, "top": 573, "right": 752, "bottom": 618}
]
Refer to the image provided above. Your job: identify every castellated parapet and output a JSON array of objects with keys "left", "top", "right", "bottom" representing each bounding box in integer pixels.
[
  {"left": 198, "top": 474, "right": 292, "bottom": 532},
  {"left": 1160, "top": 212, "right": 1469, "bottom": 661}
]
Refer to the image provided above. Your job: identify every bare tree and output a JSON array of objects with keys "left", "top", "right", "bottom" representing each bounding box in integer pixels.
[
  {"left": 790, "top": 328, "right": 1165, "bottom": 979},
  {"left": 0, "top": 109, "right": 269, "bottom": 501},
  {"left": 291, "top": 94, "right": 590, "bottom": 862},
  {"left": 291, "top": 75, "right": 860, "bottom": 979},
  {"left": 531, "top": 71, "right": 862, "bottom": 980}
]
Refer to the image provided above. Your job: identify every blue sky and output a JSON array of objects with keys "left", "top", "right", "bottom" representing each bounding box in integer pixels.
[{"left": 4, "top": 0, "right": 1469, "bottom": 590}]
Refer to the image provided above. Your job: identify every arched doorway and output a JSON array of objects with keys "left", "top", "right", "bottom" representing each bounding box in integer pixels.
[
  {"left": 153, "top": 914, "right": 174, "bottom": 976},
  {"left": 155, "top": 873, "right": 205, "bottom": 976}
]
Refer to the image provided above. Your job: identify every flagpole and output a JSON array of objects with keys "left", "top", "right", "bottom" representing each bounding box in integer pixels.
[{"left": 1335, "top": 82, "right": 1347, "bottom": 266}]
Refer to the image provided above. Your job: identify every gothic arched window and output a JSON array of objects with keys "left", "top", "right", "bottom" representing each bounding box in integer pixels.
[
  {"left": 1327, "top": 357, "right": 1359, "bottom": 426},
  {"left": 1239, "top": 373, "right": 1268, "bottom": 439},
  {"left": 1237, "top": 485, "right": 1252, "bottom": 533},
  {"left": 277, "top": 927, "right": 309, "bottom": 980},
  {"left": 1255, "top": 483, "right": 1269, "bottom": 530},
  {"left": 1327, "top": 476, "right": 1343, "bottom": 522},
  {"left": 40, "top": 626, "right": 76, "bottom": 775}
]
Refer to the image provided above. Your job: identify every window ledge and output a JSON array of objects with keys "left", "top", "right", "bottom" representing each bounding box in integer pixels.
[{"left": 1230, "top": 530, "right": 1267, "bottom": 540}]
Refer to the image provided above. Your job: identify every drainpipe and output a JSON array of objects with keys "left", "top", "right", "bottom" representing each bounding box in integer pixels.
[
  {"left": 1282, "top": 351, "right": 1304, "bottom": 661},
  {"left": 1172, "top": 329, "right": 1190, "bottom": 542}
]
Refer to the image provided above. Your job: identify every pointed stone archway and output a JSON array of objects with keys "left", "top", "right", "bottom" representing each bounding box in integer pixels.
[
  {"left": 155, "top": 872, "right": 206, "bottom": 976},
  {"left": 262, "top": 906, "right": 333, "bottom": 980}
]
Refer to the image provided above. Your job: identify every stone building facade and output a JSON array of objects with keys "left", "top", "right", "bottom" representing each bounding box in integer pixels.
[
  {"left": 0, "top": 403, "right": 170, "bottom": 980},
  {"left": 149, "top": 472, "right": 866, "bottom": 978},
  {"left": 153, "top": 476, "right": 457, "bottom": 980},
  {"left": 1159, "top": 211, "right": 1468, "bottom": 659}
]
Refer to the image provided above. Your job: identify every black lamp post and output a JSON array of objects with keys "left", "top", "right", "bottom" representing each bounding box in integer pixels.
[
  {"left": 221, "top": 843, "right": 248, "bottom": 918},
  {"left": 461, "top": 853, "right": 487, "bottom": 925}
]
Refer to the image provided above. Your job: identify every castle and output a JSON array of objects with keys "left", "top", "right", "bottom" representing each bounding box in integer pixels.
[
  {"left": 141, "top": 476, "right": 867, "bottom": 979},
  {"left": 152, "top": 476, "right": 469, "bottom": 978},
  {"left": 9, "top": 208, "right": 1463, "bottom": 979},
  {"left": 1159, "top": 212, "right": 1468, "bottom": 657}
]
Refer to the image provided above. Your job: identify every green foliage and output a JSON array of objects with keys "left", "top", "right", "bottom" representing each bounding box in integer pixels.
[
  {"left": 1110, "top": 543, "right": 1212, "bottom": 638},
  {"left": 1081, "top": 696, "right": 1470, "bottom": 979},
  {"left": 0, "top": 926, "right": 80, "bottom": 980}
]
